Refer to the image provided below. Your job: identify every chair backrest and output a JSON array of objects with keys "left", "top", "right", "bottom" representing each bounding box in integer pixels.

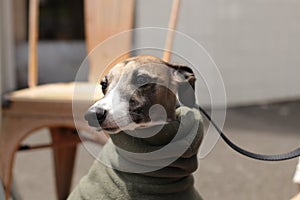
[
  {"left": 28, "top": 0, "right": 39, "bottom": 88},
  {"left": 27, "top": 0, "right": 135, "bottom": 87},
  {"left": 84, "top": 0, "right": 135, "bottom": 82}
]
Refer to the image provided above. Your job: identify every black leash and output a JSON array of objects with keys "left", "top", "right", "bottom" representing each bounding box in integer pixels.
[{"left": 197, "top": 105, "right": 300, "bottom": 161}]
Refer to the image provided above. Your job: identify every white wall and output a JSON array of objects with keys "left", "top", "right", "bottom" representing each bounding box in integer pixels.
[{"left": 135, "top": 0, "right": 300, "bottom": 106}]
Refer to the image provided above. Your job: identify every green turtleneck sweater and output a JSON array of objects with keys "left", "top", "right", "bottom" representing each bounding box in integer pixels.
[{"left": 68, "top": 106, "right": 204, "bottom": 200}]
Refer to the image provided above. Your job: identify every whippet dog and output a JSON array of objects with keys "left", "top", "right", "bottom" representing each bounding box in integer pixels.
[
  {"left": 69, "top": 55, "right": 203, "bottom": 200},
  {"left": 84, "top": 55, "right": 196, "bottom": 132}
]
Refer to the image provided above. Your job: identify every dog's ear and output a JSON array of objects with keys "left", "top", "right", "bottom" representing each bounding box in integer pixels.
[{"left": 168, "top": 64, "right": 196, "bottom": 108}]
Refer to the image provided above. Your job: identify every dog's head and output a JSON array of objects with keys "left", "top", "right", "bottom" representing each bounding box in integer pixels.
[{"left": 84, "top": 55, "right": 196, "bottom": 133}]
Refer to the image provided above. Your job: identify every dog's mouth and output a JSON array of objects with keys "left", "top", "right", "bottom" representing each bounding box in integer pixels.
[
  {"left": 86, "top": 117, "right": 138, "bottom": 134},
  {"left": 85, "top": 108, "right": 171, "bottom": 134},
  {"left": 84, "top": 117, "right": 116, "bottom": 131},
  {"left": 101, "top": 127, "right": 119, "bottom": 133},
  {"left": 87, "top": 120, "right": 119, "bottom": 132}
]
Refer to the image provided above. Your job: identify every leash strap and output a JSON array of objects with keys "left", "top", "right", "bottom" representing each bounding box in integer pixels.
[{"left": 197, "top": 105, "right": 300, "bottom": 161}]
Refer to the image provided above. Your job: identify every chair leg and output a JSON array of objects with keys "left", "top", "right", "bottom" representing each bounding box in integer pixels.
[
  {"left": 50, "top": 128, "right": 79, "bottom": 200},
  {"left": 0, "top": 143, "right": 16, "bottom": 200},
  {"left": 0, "top": 116, "right": 29, "bottom": 200}
]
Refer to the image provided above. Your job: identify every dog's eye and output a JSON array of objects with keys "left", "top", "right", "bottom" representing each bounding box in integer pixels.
[
  {"left": 100, "top": 77, "right": 108, "bottom": 91},
  {"left": 135, "top": 75, "right": 151, "bottom": 86}
]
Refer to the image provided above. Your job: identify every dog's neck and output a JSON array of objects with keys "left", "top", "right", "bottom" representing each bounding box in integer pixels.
[{"left": 101, "top": 107, "right": 203, "bottom": 181}]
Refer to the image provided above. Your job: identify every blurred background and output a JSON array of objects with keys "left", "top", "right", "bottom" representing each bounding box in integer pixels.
[{"left": 0, "top": 0, "right": 300, "bottom": 199}]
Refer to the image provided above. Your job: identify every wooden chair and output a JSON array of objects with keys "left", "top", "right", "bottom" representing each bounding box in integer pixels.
[{"left": 0, "top": 0, "right": 135, "bottom": 199}]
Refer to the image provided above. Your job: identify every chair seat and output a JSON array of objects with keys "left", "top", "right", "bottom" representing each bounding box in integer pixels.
[
  {"left": 3, "top": 82, "right": 103, "bottom": 117},
  {"left": 8, "top": 82, "right": 102, "bottom": 103}
]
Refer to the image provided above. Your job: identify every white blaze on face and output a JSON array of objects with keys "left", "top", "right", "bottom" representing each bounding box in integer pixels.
[{"left": 92, "top": 84, "right": 131, "bottom": 129}]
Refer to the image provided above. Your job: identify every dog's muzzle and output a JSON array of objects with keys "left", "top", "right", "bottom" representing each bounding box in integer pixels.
[{"left": 84, "top": 107, "right": 107, "bottom": 127}]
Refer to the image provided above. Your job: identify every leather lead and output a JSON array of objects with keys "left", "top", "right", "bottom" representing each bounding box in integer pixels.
[{"left": 197, "top": 105, "right": 300, "bottom": 161}]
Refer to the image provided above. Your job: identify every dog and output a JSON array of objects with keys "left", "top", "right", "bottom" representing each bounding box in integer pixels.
[
  {"left": 69, "top": 55, "right": 204, "bottom": 200},
  {"left": 84, "top": 55, "right": 197, "bottom": 132}
]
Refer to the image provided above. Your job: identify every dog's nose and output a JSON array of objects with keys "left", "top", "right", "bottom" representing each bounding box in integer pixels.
[{"left": 84, "top": 107, "right": 107, "bottom": 124}]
